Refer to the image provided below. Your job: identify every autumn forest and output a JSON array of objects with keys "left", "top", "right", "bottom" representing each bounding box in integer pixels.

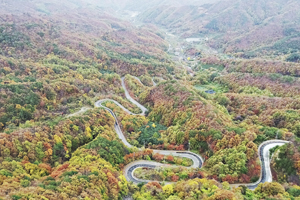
[{"left": 1, "top": 0, "right": 300, "bottom": 200}]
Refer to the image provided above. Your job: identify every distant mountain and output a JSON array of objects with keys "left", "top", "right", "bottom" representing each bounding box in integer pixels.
[
  {"left": 138, "top": 0, "right": 300, "bottom": 57},
  {"left": 116, "top": 0, "right": 219, "bottom": 11},
  {"left": 2, "top": 0, "right": 299, "bottom": 58}
]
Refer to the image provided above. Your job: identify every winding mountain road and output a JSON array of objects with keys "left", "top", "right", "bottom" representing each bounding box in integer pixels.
[
  {"left": 121, "top": 77, "right": 148, "bottom": 115},
  {"left": 232, "top": 140, "right": 289, "bottom": 189},
  {"left": 92, "top": 75, "right": 289, "bottom": 189}
]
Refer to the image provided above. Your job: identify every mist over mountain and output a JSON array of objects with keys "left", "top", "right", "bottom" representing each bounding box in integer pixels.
[
  {"left": 139, "top": 0, "right": 300, "bottom": 57},
  {"left": 1, "top": 0, "right": 300, "bottom": 200}
]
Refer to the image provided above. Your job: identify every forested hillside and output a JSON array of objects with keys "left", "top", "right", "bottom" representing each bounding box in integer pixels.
[
  {"left": 1, "top": 0, "right": 300, "bottom": 200},
  {"left": 139, "top": 0, "right": 300, "bottom": 59},
  {"left": 0, "top": 10, "right": 174, "bottom": 131}
]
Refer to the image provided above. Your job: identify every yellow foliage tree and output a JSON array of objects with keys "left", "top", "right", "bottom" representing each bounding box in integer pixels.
[
  {"left": 163, "top": 184, "right": 174, "bottom": 196},
  {"left": 54, "top": 135, "right": 62, "bottom": 144}
]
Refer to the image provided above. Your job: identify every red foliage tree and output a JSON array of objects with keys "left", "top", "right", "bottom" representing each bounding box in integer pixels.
[
  {"left": 166, "top": 155, "right": 174, "bottom": 162},
  {"left": 171, "top": 175, "right": 179, "bottom": 182},
  {"left": 222, "top": 175, "right": 238, "bottom": 184}
]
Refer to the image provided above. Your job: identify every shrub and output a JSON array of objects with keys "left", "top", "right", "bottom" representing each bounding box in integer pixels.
[
  {"left": 216, "top": 95, "right": 230, "bottom": 106},
  {"left": 288, "top": 187, "right": 300, "bottom": 197},
  {"left": 20, "top": 179, "right": 30, "bottom": 187}
]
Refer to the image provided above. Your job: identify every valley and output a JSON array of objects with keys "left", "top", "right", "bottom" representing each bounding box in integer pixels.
[{"left": 1, "top": 0, "right": 300, "bottom": 200}]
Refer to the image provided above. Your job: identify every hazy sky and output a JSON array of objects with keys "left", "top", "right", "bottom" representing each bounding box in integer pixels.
[{"left": 1, "top": 0, "right": 221, "bottom": 12}]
